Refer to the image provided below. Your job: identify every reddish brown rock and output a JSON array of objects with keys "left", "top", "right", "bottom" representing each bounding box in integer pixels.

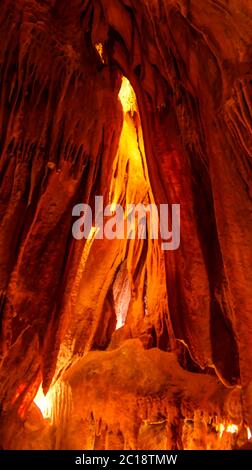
[{"left": 0, "top": 0, "right": 251, "bottom": 449}]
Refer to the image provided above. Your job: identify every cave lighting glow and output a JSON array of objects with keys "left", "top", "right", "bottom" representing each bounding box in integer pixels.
[
  {"left": 217, "top": 422, "right": 239, "bottom": 438},
  {"left": 110, "top": 75, "right": 149, "bottom": 210},
  {"left": 34, "top": 384, "right": 53, "bottom": 420},
  {"left": 226, "top": 424, "right": 239, "bottom": 434},
  {"left": 95, "top": 42, "right": 105, "bottom": 63},
  {"left": 119, "top": 77, "right": 137, "bottom": 115}
]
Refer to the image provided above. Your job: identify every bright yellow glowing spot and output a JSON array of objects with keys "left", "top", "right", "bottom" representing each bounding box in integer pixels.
[
  {"left": 110, "top": 77, "right": 151, "bottom": 211},
  {"left": 109, "top": 202, "right": 118, "bottom": 214},
  {"left": 34, "top": 385, "right": 53, "bottom": 420},
  {"left": 95, "top": 43, "right": 104, "bottom": 63},
  {"left": 218, "top": 423, "right": 225, "bottom": 438},
  {"left": 87, "top": 226, "right": 98, "bottom": 240},
  {"left": 226, "top": 424, "right": 239, "bottom": 434},
  {"left": 217, "top": 422, "right": 239, "bottom": 438},
  {"left": 247, "top": 426, "right": 252, "bottom": 440},
  {"left": 119, "top": 77, "right": 137, "bottom": 115}
]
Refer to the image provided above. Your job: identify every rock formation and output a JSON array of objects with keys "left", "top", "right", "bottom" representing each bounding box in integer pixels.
[{"left": 0, "top": 0, "right": 251, "bottom": 450}]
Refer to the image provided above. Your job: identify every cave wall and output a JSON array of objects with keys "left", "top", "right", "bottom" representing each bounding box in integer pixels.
[
  {"left": 0, "top": 0, "right": 124, "bottom": 416},
  {"left": 89, "top": 0, "right": 252, "bottom": 418},
  {"left": 0, "top": 0, "right": 251, "bottom": 448}
]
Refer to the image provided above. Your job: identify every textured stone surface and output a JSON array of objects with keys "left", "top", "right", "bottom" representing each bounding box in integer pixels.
[{"left": 0, "top": 0, "right": 251, "bottom": 449}]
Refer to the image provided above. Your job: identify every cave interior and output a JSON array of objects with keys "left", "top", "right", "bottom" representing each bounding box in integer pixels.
[{"left": 0, "top": 0, "right": 252, "bottom": 451}]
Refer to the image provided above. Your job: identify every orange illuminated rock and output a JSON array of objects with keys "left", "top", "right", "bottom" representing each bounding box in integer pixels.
[{"left": 0, "top": 0, "right": 251, "bottom": 449}]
